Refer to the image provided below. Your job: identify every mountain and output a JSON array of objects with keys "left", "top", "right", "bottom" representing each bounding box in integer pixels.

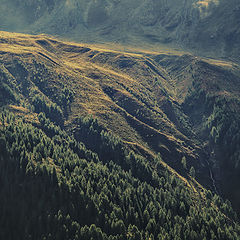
[
  {"left": 1, "top": 0, "right": 240, "bottom": 61},
  {"left": 1, "top": 31, "right": 240, "bottom": 239}
]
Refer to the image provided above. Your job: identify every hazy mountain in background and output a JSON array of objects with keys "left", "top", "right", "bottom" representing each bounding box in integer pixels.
[{"left": 1, "top": 0, "right": 240, "bottom": 60}]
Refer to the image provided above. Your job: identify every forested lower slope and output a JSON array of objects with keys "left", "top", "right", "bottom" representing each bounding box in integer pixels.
[
  {"left": 1, "top": 31, "right": 240, "bottom": 239},
  {"left": 1, "top": 110, "right": 240, "bottom": 240}
]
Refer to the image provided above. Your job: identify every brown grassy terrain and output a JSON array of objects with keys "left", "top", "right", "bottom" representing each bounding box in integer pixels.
[{"left": 0, "top": 31, "right": 197, "bottom": 159}]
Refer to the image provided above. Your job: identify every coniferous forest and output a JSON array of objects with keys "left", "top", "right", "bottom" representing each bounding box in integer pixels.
[
  {"left": 1, "top": 30, "right": 240, "bottom": 239},
  {"left": 1, "top": 108, "right": 240, "bottom": 239}
]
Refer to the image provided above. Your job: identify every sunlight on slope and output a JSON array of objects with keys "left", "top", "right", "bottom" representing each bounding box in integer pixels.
[
  {"left": 2, "top": 31, "right": 240, "bottom": 199},
  {"left": 194, "top": 0, "right": 219, "bottom": 18}
]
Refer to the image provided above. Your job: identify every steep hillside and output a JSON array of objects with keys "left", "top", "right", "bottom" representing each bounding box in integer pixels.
[
  {"left": 1, "top": 31, "right": 240, "bottom": 213},
  {"left": 153, "top": 53, "right": 240, "bottom": 210},
  {"left": 1, "top": 0, "right": 240, "bottom": 61},
  {"left": 1, "top": 31, "right": 240, "bottom": 240},
  {"left": 2, "top": 108, "right": 240, "bottom": 239},
  {"left": 0, "top": 31, "right": 202, "bottom": 170}
]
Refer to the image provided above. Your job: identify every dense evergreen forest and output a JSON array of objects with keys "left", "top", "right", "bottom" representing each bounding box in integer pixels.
[
  {"left": 183, "top": 80, "right": 240, "bottom": 210},
  {"left": 0, "top": 107, "right": 240, "bottom": 239}
]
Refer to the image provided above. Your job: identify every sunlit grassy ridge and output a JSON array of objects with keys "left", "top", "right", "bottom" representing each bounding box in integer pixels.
[{"left": 0, "top": 31, "right": 197, "bottom": 160}]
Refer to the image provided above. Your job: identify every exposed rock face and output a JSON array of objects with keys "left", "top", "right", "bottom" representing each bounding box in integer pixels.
[{"left": 1, "top": 0, "right": 240, "bottom": 59}]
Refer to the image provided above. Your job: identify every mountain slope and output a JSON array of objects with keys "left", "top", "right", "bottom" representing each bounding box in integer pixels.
[
  {"left": 153, "top": 53, "right": 240, "bottom": 210},
  {"left": 0, "top": 31, "right": 202, "bottom": 167},
  {"left": 1, "top": 0, "right": 240, "bottom": 61},
  {"left": 1, "top": 31, "right": 240, "bottom": 209},
  {"left": 1, "top": 31, "right": 240, "bottom": 239},
  {"left": 2, "top": 107, "right": 240, "bottom": 239}
]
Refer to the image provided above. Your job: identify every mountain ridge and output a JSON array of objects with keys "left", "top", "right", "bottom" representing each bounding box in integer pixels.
[{"left": 1, "top": 0, "right": 240, "bottom": 61}]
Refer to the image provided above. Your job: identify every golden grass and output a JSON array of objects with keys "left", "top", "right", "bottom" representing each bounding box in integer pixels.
[
  {"left": 2, "top": 31, "right": 234, "bottom": 153},
  {"left": 195, "top": 0, "right": 219, "bottom": 9},
  {"left": 8, "top": 105, "right": 28, "bottom": 112},
  {"left": 7, "top": 105, "right": 40, "bottom": 125},
  {"left": 204, "top": 58, "right": 234, "bottom": 68},
  {"left": 0, "top": 30, "right": 185, "bottom": 58}
]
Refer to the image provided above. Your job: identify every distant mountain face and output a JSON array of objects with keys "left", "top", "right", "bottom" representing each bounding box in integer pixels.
[{"left": 1, "top": 0, "right": 240, "bottom": 60}]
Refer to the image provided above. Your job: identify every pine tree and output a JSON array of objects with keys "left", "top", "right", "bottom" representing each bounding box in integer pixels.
[
  {"left": 189, "top": 166, "right": 195, "bottom": 178},
  {"left": 181, "top": 156, "right": 187, "bottom": 170}
]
